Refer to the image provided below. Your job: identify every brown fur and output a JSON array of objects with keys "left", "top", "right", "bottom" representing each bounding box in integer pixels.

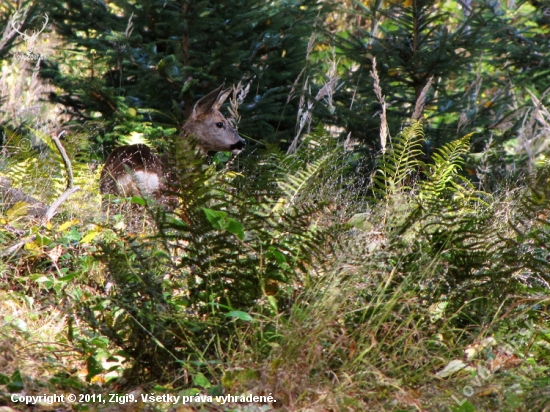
[{"left": 99, "top": 85, "right": 245, "bottom": 199}]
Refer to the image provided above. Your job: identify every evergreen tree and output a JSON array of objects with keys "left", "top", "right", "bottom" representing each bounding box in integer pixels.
[
  {"left": 329, "top": 0, "right": 550, "bottom": 157},
  {"left": 38, "top": 0, "right": 331, "bottom": 155},
  {"left": 332, "top": 0, "right": 488, "bottom": 151},
  {"left": 469, "top": 1, "right": 550, "bottom": 148}
]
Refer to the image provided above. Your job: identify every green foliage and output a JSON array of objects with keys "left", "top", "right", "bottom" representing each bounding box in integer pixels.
[
  {"left": 5, "top": 370, "right": 24, "bottom": 393},
  {"left": 77, "top": 131, "right": 339, "bottom": 382},
  {"left": 249, "top": 118, "right": 548, "bottom": 409},
  {"left": 373, "top": 119, "right": 425, "bottom": 196},
  {"left": 332, "top": 0, "right": 484, "bottom": 147},
  {"left": 0, "top": 128, "right": 92, "bottom": 203},
  {"left": 203, "top": 207, "right": 245, "bottom": 240},
  {"left": 418, "top": 133, "right": 474, "bottom": 203},
  {"left": 37, "top": 0, "right": 333, "bottom": 152},
  {"left": 5, "top": 1, "right": 550, "bottom": 409},
  {"left": 277, "top": 155, "right": 333, "bottom": 206},
  {"left": 329, "top": 0, "right": 550, "bottom": 158},
  {"left": 357, "top": 119, "right": 550, "bottom": 334}
]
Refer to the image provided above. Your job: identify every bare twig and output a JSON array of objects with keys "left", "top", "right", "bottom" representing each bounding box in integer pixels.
[
  {"left": 1, "top": 130, "right": 80, "bottom": 224},
  {"left": 41, "top": 131, "right": 80, "bottom": 223},
  {"left": 42, "top": 186, "right": 80, "bottom": 224},
  {"left": 1, "top": 131, "right": 83, "bottom": 255},
  {"left": 0, "top": 235, "right": 36, "bottom": 257},
  {"left": 52, "top": 131, "right": 74, "bottom": 189}
]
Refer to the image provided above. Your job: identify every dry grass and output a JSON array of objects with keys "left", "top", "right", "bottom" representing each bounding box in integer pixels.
[{"left": 0, "top": 30, "right": 66, "bottom": 136}]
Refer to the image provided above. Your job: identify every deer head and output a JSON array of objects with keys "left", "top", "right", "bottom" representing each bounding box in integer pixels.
[{"left": 182, "top": 85, "right": 246, "bottom": 154}]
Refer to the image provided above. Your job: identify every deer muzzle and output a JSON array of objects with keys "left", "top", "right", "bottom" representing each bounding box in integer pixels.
[{"left": 230, "top": 138, "right": 246, "bottom": 154}]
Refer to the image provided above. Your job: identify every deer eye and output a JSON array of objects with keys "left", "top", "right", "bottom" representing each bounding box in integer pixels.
[{"left": 216, "top": 122, "right": 224, "bottom": 128}]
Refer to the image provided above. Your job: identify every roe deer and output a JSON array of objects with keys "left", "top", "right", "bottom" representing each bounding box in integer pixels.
[{"left": 99, "top": 85, "right": 245, "bottom": 200}]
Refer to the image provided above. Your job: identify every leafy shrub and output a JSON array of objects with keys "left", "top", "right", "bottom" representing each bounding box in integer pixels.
[{"left": 77, "top": 132, "right": 340, "bottom": 383}]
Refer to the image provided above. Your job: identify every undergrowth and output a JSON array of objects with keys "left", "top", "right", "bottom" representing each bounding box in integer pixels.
[
  {"left": 2, "top": 118, "right": 550, "bottom": 411},
  {"left": 3, "top": 1, "right": 550, "bottom": 410}
]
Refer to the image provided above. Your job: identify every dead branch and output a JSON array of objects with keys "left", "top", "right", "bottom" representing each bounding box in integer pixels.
[
  {"left": 0, "top": 176, "right": 47, "bottom": 218},
  {"left": 0, "top": 131, "right": 80, "bottom": 225},
  {"left": 52, "top": 131, "right": 74, "bottom": 189},
  {"left": 42, "top": 186, "right": 80, "bottom": 224},
  {"left": 39, "top": 131, "right": 81, "bottom": 223},
  {"left": 0, "top": 235, "right": 36, "bottom": 258}
]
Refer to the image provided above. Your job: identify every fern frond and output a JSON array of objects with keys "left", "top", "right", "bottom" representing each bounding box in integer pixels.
[
  {"left": 3, "top": 159, "right": 30, "bottom": 187},
  {"left": 419, "top": 133, "right": 477, "bottom": 204},
  {"left": 277, "top": 155, "right": 331, "bottom": 205},
  {"left": 374, "top": 120, "right": 425, "bottom": 196},
  {"left": 1, "top": 128, "right": 92, "bottom": 203}
]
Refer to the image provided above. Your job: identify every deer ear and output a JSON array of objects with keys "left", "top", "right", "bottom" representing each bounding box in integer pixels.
[
  {"left": 191, "top": 84, "right": 225, "bottom": 117},
  {"left": 214, "top": 88, "right": 232, "bottom": 109}
]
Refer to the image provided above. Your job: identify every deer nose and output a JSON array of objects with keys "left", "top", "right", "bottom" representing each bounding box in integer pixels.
[{"left": 230, "top": 139, "right": 246, "bottom": 151}]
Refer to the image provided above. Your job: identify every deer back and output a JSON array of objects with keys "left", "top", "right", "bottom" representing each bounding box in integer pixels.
[
  {"left": 99, "top": 144, "right": 164, "bottom": 198},
  {"left": 99, "top": 85, "right": 245, "bottom": 200}
]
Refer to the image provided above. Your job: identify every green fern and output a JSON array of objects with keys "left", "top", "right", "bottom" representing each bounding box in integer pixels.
[
  {"left": 1, "top": 128, "right": 92, "bottom": 202},
  {"left": 81, "top": 130, "right": 340, "bottom": 381},
  {"left": 373, "top": 120, "right": 425, "bottom": 197},
  {"left": 277, "top": 155, "right": 332, "bottom": 207},
  {"left": 418, "top": 133, "right": 479, "bottom": 204}
]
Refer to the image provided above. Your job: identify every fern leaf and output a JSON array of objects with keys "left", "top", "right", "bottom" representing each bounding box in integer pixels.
[
  {"left": 374, "top": 120, "right": 425, "bottom": 196},
  {"left": 277, "top": 155, "right": 331, "bottom": 205},
  {"left": 419, "top": 134, "right": 473, "bottom": 203}
]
